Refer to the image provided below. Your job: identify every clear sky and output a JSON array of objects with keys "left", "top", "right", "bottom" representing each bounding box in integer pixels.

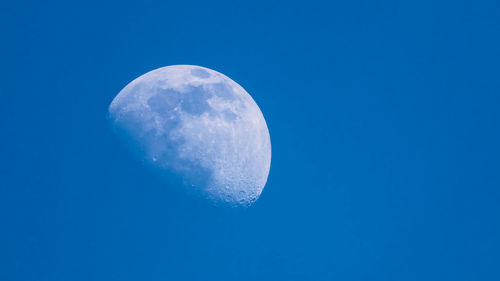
[{"left": 1, "top": 1, "right": 499, "bottom": 280}]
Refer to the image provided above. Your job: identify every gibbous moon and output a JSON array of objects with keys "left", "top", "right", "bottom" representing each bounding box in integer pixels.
[{"left": 108, "top": 65, "right": 271, "bottom": 206}]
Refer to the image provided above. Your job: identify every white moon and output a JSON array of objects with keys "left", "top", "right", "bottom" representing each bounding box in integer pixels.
[{"left": 108, "top": 65, "right": 271, "bottom": 206}]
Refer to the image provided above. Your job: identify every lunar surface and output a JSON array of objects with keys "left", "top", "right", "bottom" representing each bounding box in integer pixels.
[{"left": 108, "top": 65, "right": 271, "bottom": 206}]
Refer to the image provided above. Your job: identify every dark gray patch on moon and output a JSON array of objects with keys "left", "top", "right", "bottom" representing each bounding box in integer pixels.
[
  {"left": 191, "top": 68, "right": 210, "bottom": 78},
  {"left": 180, "top": 86, "right": 212, "bottom": 115},
  {"left": 147, "top": 86, "right": 212, "bottom": 116},
  {"left": 147, "top": 89, "right": 181, "bottom": 114},
  {"left": 211, "top": 82, "right": 235, "bottom": 100},
  {"left": 223, "top": 109, "right": 237, "bottom": 121}
]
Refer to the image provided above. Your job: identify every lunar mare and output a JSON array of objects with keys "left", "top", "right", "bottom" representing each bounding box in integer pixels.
[{"left": 108, "top": 65, "right": 271, "bottom": 206}]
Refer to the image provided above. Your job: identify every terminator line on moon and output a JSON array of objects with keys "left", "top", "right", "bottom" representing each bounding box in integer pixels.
[{"left": 108, "top": 65, "right": 271, "bottom": 206}]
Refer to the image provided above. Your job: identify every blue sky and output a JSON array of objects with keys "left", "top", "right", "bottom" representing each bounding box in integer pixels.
[{"left": 1, "top": 0, "right": 499, "bottom": 280}]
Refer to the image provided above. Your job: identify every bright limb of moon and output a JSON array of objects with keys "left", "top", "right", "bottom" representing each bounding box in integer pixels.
[{"left": 108, "top": 65, "right": 271, "bottom": 207}]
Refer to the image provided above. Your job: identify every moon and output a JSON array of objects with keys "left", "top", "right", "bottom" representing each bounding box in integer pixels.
[{"left": 108, "top": 65, "right": 271, "bottom": 207}]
